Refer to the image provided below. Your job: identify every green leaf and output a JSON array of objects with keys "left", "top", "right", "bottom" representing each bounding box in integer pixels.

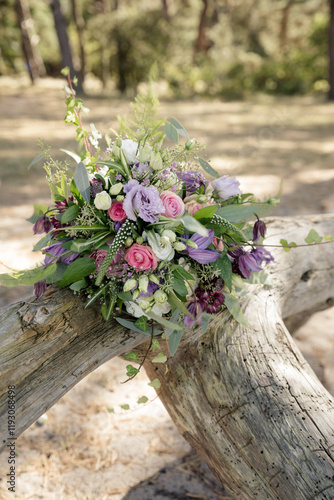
[
  {"left": 116, "top": 317, "right": 161, "bottom": 336},
  {"left": 280, "top": 239, "right": 297, "bottom": 252},
  {"left": 126, "top": 365, "right": 139, "bottom": 377},
  {"left": 61, "top": 66, "right": 70, "bottom": 76},
  {"left": 61, "top": 204, "right": 79, "bottom": 224},
  {"left": 28, "top": 153, "right": 44, "bottom": 170},
  {"left": 70, "top": 179, "right": 84, "bottom": 206},
  {"left": 137, "top": 396, "right": 149, "bottom": 404},
  {"left": 198, "top": 157, "right": 219, "bottom": 178},
  {"left": 117, "top": 291, "right": 133, "bottom": 302},
  {"left": 69, "top": 279, "right": 88, "bottom": 291},
  {"left": 134, "top": 316, "right": 149, "bottom": 332},
  {"left": 58, "top": 257, "right": 96, "bottom": 287},
  {"left": 45, "top": 263, "right": 67, "bottom": 284},
  {"left": 201, "top": 312, "right": 211, "bottom": 333},
  {"left": 60, "top": 149, "right": 81, "bottom": 163},
  {"left": 192, "top": 205, "right": 218, "bottom": 221},
  {"left": 148, "top": 378, "right": 161, "bottom": 389},
  {"left": 173, "top": 266, "right": 194, "bottom": 282},
  {"left": 180, "top": 215, "right": 209, "bottom": 237},
  {"left": 305, "top": 229, "right": 323, "bottom": 244},
  {"left": 165, "top": 310, "right": 181, "bottom": 338},
  {"left": 74, "top": 162, "right": 91, "bottom": 204},
  {"left": 211, "top": 255, "right": 232, "bottom": 291},
  {"left": 173, "top": 276, "right": 188, "bottom": 297},
  {"left": 0, "top": 264, "right": 57, "bottom": 287},
  {"left": 152, "top": 352, "right": 167, "bottom": 363},
  {"left": 168, "top": 328, "right": 184, "bottom": 357},
  {"left": 151, "top": 339, "right": 161, "bottom": 350},
  {"left": 216, "top": 202, "right": 276, "bottom": 223},
  {"left": 120, "top": 404, "right": 130, "bottom": 410},
  {"left": 123, "top": 352, "right": 140, "bottom": 362},
  {"left": 224, "top": 293, "right": 249, "bottom": 327},
  {"left": 26, "top": 204, "right": 50, "bottom": 224},
  {"left": 146, "top": 311, "right": 183, "bottom": 331},
  {"left": 33, "top": 233, "right": 52, "bottom": 252},
  {"left": 169, "top": 117, "right": 189, "bottom": 139},
  {"left": 85, "top": 284, "right": 108, "bottom": 308},
  {"left": 164, "top": 121, "right": 179, "bottom": 143},
  {"left": 61, "top": 172, "right": 69, "bottom": 200},
  {"left": 167, "top": 293, "right": 190, "bottom": 316},
  {"left": 95, "top": 160, "right": 126, "bottom": 177},
  {"left": 245, "top": 270, "right": 273, "bottom": 286}
]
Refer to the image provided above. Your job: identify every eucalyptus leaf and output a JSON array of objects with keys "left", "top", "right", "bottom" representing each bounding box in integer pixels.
[
  {"left": 165, "top": 309, "right": 181, "bottom": 337},
  {"left": 28, "top": 153, "right": 44, "bottom": 170},
  {"left": 146, "top": 311, "right": 183, "bottom": 331},
  {"left": 168, "top": 328, "right": 184, "bottom": 357},
  {"left": 224, "top": 293, "right": 249, "bottom": 327},
  {"left": 116, "top": 317, "right": 161, "bottom": 336},
  {"left": 180, "top": 215, "right": 209, "bottom": 237},
  {"left": 169, "top": 117, "right": 189, "bottom": 139},
  {"left": 74, "top": 162, "right": 91, "bottom": 204},
  {"left": 60, "top": 149, "right": 81, "bottom": 163},
  {"left": 198, "top": 157, "right": 219, "bottom": 178},
  {"left": 201, "top": 313, "right": 212, "bottom": 333},
  {"left": 69, "top": 278, "right": 88, "bottom": 291},
  {"left": 216, "top": 202, "right": 276, "bottom": 223},
  {"left": 167, "top": 292, "right": 190, "bottom": 316},
  {"left": 164, "top": 121, "right": 179, "bottom": 143}
]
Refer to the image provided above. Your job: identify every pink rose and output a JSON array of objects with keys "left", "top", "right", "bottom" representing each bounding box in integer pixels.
[
  {"left": 124, "top": 244, "right": 158, "bottom": 271},
  {"left": 108, "top": 201, "right": 127, "bottom": 222},
  {"left": 160, "top": 190, "right": 185, "bottom": 219}
]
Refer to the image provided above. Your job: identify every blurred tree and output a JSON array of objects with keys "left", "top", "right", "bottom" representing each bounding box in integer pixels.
[
  {"left": 70, "top": 0, "right": 86, "bottom": 83},
  {"left": 15, "top": 0, "right": 45, "bottom": 82},
  {"left": 329, "top": 0, "right": 334, "bottom": 98},
  {"left": 194, "top": 0, "right": 212, "bottom": 56},
  {"left": 50, "top": 0, "right": 83, "bottom": 92}
]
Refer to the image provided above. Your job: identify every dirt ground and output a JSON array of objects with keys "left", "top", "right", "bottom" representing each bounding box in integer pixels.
[{"left": 0, "top": 76, "right": 334, "bottom": 500}]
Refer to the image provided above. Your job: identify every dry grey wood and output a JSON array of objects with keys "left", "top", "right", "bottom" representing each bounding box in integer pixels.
[
  {"left": 0, "top": 214, "right": 334, "bottom": 500},
  {"left": 141, "top": 214, "right": 334, "bottom": 500},
  {"left": 0, "top": 288, "right": 148, "bottom": 451}
]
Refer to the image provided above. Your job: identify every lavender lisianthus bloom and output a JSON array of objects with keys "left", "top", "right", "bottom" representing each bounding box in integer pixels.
[
  {"left": 43, "top": 241, "right": 79, "bottom": 266},
  {"left": 185, "top": 229, "right": 220, "bottom": 264},
  {"left": 181, "top": 170, "right": 208, "bottom": 195},
  {"left": 123, "top": 179, "right": 165, "bottom": 223},
  {"left": 211, "top": 175, "right": 241, "bottom": 201}
]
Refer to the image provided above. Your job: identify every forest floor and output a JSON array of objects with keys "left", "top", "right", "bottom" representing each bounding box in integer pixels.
[{"left": 0, "top": 76, "right": 334, "bottom": 499}]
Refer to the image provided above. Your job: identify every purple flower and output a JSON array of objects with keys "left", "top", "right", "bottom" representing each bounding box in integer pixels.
[
  {"left": 43, "top": 241, "right": 79, "bottom": 266},
  {"left": 138, "top": 280, "right": 160, "bottom": 299},
  {"left": 113, "top": 221, "right": 124, "bottom": 231},
  {"left": 211, "top": 175, "right": 241, "bottom": 201},
  {"left": 194, "top": 277, "right": 225, "bottom": 314},
  {"left": 181, "top": 170, "right": 208, "bottom": 195},
  {"left": 90, "top": 178, "right": 104, "bottom": 198},
  {"left": 252, "top": 217, "right": 267, "bottom": 242},
  {"left": 186, "top": 230, "right": 220, "bottom": 264},
  {"left": 34, "top": 280, "right": 47, "bottom": 298},
  {"left": 251, "top": 247, "right": 274, "bottom": 264},
  {"left": 33, "top": 216, "right": 52, "bottom": 235},
  {"left": 123, "top": 179, "right": 165, "bottom": 223},
  {"left": 132, "top": 162, "right": 152, "bottom": 179},
  {"left": 238, "top": 251, "right": 262, "bottom": 278},
  {"left": 184, "top": 301, "right": 202, "bottom": 328}
]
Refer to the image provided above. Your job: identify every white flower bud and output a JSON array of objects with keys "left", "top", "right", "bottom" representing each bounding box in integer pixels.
[
  {"left": 132, "top": 289, "right": 140, "bottom": 300},
  {"left": 138, "top": 275, "right": 149, "bottom": 293},
  {"left": 186, "top": 240, "right": 198, "bottom": 249},
  {"left": 150, "top": 151, "right": 163, "bottom": 171},
  {"left": 174, "top": 242, "right": 186, "bottom": 251},
  {"left": 94, "top": 191, "right": 112, "bottom": 210},
  {"left": 116, "top": 195, "right": 124, "bottom": 202},
  {"left": 138, "top": 298, "right": 151, "bottom": 310},
  {"left": 136, "top": 236, "right": 144, "bottom": 245},
  {"left": 185, "top": 138, "right": 196, "bottom": 150},
  {"left": 160, "top": 236, "right": 169, "bottom": 244},
  {"left": 162, "top": 230, "right": 176, "bottom": 243},
  {"left": 124, "top": 237, "right": 133, "bottom": 247},
  {"left": 149, "top": 274, "right": 160, "bottom": 284},
  {"left": 109, "top": 182, "right": 123, "bottom": 195},
  {"left": 123, "top": 278, "right": 137, "bottom": 292}
]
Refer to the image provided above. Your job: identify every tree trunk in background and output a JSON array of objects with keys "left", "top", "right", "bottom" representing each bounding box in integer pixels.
[
  {"left": 194, "top": 0, "right": 212, "bottom": 56},
  {"left": 1, "top": 215, "right": 334, "bottom": 498},
  {"left": 15, "top": 0, "right": 46, "bottom": 83},
  {"left": 70, "top": 0, "right": 86, "bottom": 83},
  {"left": 161, "top": 0, "right": 171, "bottom": 21},
  {"left": 329, "top": 0, "right": 334, "bottom": 100},
  {"left": 50, "top": 0, "right": 83, "bottom": 93}
]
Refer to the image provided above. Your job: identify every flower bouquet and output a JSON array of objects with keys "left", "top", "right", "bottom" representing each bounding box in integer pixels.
[{"left": 0, "top": 76, "right": 277, "bottom": 359}]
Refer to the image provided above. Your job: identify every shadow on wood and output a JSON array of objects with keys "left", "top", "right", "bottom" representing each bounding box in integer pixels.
[{"left": 1, "top": 215, "right": 334, "bottom": 499}]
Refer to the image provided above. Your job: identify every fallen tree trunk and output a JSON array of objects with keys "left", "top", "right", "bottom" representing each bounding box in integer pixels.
[{"left": 1, "top": 215, "right": 334, "bottom": 499}]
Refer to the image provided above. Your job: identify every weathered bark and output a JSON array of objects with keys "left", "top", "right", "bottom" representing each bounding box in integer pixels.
[
  {"left": 1, "top": 215, "right": 334, "bottom": 499},
  {"left": 0, "top": 288, "right": 149, "bottom": 451},
  {"left": 15, "top": 0, "right": 46, "bottom": 82},
  {"left": 141, "top": 214, "right": 334, "bottom": 499}
]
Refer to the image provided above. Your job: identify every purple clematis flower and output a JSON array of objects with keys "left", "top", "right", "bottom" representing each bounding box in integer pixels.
[
  {"left": 186, "top": 229, "right": 220, "bottom": 264},
  {"left": 252, "top": 217, "right": 267, "bottom": 242},
  {"left": 43, "top": 241, "right": 79, "bottom": 266},
  {"left": 228, "top": 246, "right": 262, "bottom": 278},
  {"left": 123, "top": 179, "right": 165, "bottom": 223},
  {"left": 181, "top": 170, "right": 208, "bottom": 195},
  {"left": 33, "top": 215, "right": 53, "bottom": 235},
  {"left": 184, "top": 301, "right": 202, "bottom": 328},
  {"left": 251, "top": 247, "right": 274, "bottom": 264}
]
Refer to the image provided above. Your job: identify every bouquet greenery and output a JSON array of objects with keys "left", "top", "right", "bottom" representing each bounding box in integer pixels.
[{"left": 1, "top": 73, "right": 280, "bottom": 360}]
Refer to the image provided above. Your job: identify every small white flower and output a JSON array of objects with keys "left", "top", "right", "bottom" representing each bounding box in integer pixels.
[
  {"left": 151, "top": 301, "right": 171, "bottom": 316},
  {"left": 94, "top": 191, "right": 112, "bottom": 210},
  {"left": 122, "top": 139, "right": 138, "bottom": 164},
  {"left": 153, "top": 289, "right": 168, "bottom": 304},
  {"left": 138, "top": 275, "right": 149, "bottom": 293},
  {"left": 162, "top": 230, "right": 176, "bottom": 243},
  {"left": 124, "top": 301, "right": 146, "bottom": 318},
  {"left": 146, "top": 232, "right": 174, "bottom": 261},
  {"left": 89, "top": 123, "right": 102, "bottom": 148},
  {"left": 138, "top": 298, "right": 151, "bottom": 310},
  {"left": 109, "top": 182, "right": 123, "bottom": 195},
  {"left": 138, "top": 144, "right": 153, "bottom": 162},
  {"left": 174, "top": 242, "right": 186, "bottom": 251}
]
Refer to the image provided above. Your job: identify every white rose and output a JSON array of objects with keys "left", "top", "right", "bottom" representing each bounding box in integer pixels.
[
  {"left": 146, "top": 232, "right": 175, "bottom": 261},
  {"left": 109, "top": 182, "right": 123, "bottom": 195},
  {"left": 121, "top": 139, "right": 138, "bottom": 164},
  {"left": 94, "top": 191, "right": 112, "bottom": 210},
  {"left": 151, "top": 301, "right": 171, "bottom": 316},
  {"left": 153, "top": 289, "right": 168, "bottom": 304},
  {"left": 124, "top": 301, "right": 147, "bottom": 318}
]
